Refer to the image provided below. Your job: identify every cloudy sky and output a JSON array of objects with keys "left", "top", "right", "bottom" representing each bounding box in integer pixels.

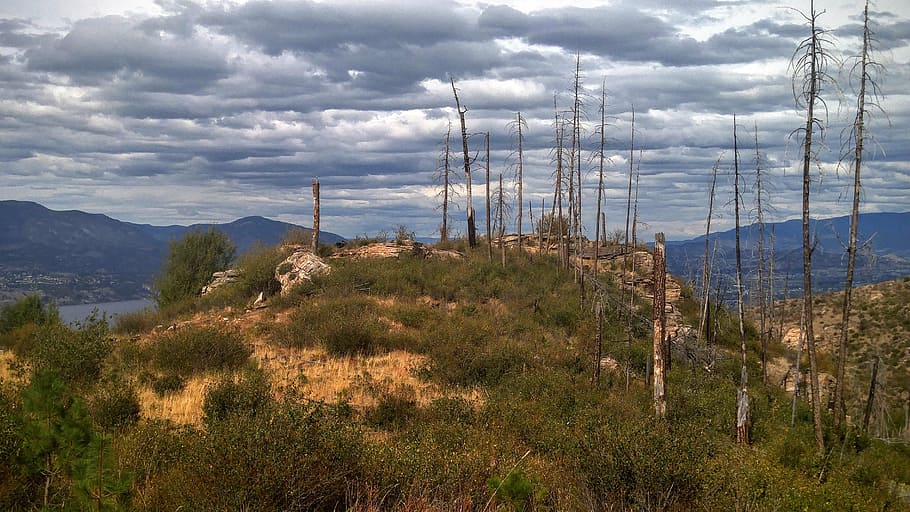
[{"left": 0, "top": 0, "right": 907, "bottom": 241}]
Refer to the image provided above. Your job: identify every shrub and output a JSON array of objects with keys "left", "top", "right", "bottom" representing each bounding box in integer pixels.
[
  {"left": 237, "top": 242, "right": 287, "bottom": 297},
  {"left": 0, "top": 294, "right": 59, "bottom": 333},
  {"left": 152, "top": 327, "right": 250, "bottom": 376},
  {"left": 364, "top": 384, "right": 417, "bottom": 430},
  {"left": 24, "top": 314, "right": 111, "bottom": 386},
  {"left": 154, "top": 228, "right": 235, "bottom": 307},
  {"left": 89, "top": 377, "right": 141, "bottom": 432},
  {"left": 151, "top": 374, "right": 186, "bottom": 396},
  {"left": 202, "top": 367, "right": 272, "bottom": 427}
]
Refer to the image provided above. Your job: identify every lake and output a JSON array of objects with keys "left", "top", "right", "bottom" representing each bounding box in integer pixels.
[{"left": 58, "top": 298, "right": 155, "bottom": 325}]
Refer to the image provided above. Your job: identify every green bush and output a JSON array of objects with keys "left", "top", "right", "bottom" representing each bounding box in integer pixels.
[
  {"left": 152, "top": 326, "right": 250, "bottom": 376},
  {"left": 0, "top": 294, "right": 59, "bottom": 333},
  {"left": 151, "top": 374, "right": 186, "bottom": 396},
  {"left": 237, "top": 242, "right": 287, "bottom": 297},
  {"left": 23, "top": 314, "right": 111, "bottom": 386},
  {"left": 154, "top": 228, "right": 235, "bottom": 307},
  {"left": 364, "top": 384, "right": 417, "bottom": 430},
  {"left": 202, "top": 367, "right": 272, "bottom": 427},
  {"left": 89, "top": 377, "right": 141, "bottom": 432}
]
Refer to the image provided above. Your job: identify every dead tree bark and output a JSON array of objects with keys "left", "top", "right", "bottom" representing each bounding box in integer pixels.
[
  {"left": 486, "top": 132, "right": 493, "bottom": 260},
  {"left": 792, "top": 0, "right": 833, "bottom": 452},
  {"left": 620, "top": 106, "right": 635, "bottom": 319},
  {"left": 451, "top": 77, "right": 476, "bottom": 247},
  {"left": 733, "top": 115, "right": 751, "bottom": 444},
  {"left": 835, "top": 0, "right": 879, "bottom": 432},
  {"left": 311, "top": 178, "right": 320, "bottom": 253},
  {"left": 792, "top": 299, "right": 806, "bottom": 427},
  {"left": 653, "top": 232, "right": 667, "bottom": 418},
  {"left": 697, "top": 157, "right": 721, "bottom": 343},
  {"left": 862, "top": 357, "right": 879, "bottom": 432}
]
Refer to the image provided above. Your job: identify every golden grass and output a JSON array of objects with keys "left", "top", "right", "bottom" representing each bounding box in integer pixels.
[
  {"left": 138, "top": 376, "right": 212, "bottom": 427},
  {"left": 0, "top": 350, "right": 25, "bottom": 384}
]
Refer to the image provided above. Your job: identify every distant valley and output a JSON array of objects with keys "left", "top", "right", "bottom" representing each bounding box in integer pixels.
[{"left": 0, "top": 200, "right": 344, "bottom": 305}]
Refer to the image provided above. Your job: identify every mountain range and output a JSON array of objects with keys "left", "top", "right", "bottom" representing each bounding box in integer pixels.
[
  {"left": 0, "top": 200, "right": 343, "bottom": 305},
  {"left": 665, "top": 211, "right": 910, "bottom": 300}
]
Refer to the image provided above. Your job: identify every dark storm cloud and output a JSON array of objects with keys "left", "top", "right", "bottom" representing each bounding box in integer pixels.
[
  {"left": 479, "top": 5, "right": 798, "bottom": 66},
  {"left": 25, "top": 15, "right": 230, "bottom": 92},
  {"left": 0, "top": 0, "right": 906, "bottom": 238}
]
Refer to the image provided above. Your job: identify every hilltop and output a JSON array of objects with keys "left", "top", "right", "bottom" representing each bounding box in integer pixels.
[{"left": 2, "top": 240, "right": 908, "bottom": 510}]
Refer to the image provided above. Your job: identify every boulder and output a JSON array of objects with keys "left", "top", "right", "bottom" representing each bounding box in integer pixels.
[
  {"left": 275, "top": 246, "right": 331, "bottom": 295},
  {"left": 201, "top": 269, "right": 241, "bottom": 295}
]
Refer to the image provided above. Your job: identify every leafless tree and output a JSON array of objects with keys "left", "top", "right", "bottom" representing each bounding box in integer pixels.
[
  {"left": 485, "top": 132, "right": 493, "bottom": 260},
  {"left": 834, "top": 0, "right": 885, "bottom": 432},
  {"left": 593, "top": 81, "right": 607, "bottom": 276},
  {"left": 754, "top": 124, "right": 769, "bottom": 385},
  {"left": 653, "top": 232, "right": 667, "bottom": 418},
  {"left": 451, "top": 77, "right": 477, "bottom": 248},
  {"left": 791, "top": 0, "right": 836, "bottom": 452},
  {"left": 311, "top": 178, "right": 320, "bottom": 253},
  {"left": 435, "top": 121, "right": 459, "bottom": 243},
  {"left": 697, "top": 156, "right": 721, "bottom": 343},
  {"left": 733, "top": 115, "right": 751, "bottom": 444}
]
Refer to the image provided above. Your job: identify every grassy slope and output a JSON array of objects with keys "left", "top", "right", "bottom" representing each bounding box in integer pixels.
[{"left": 3, "top": 246, "right": 910, "bottom": 510}]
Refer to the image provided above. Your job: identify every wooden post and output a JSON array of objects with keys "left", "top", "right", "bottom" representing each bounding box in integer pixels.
[
  {"left": 311, "top": 178, "right": 320, "bottom": 253},
  {"left": 653, "top": 232, "right": 667, "bottom": 418}
]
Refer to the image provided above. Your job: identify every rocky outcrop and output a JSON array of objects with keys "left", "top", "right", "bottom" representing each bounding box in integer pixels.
[
  {"left": 275, "top": 246, "right": 331, "bottom": 295},
  {"left": 201, "top": 269, "right": 241, "bottom": 295},
  {"left": 331, "top": 241, "right": 465, "bottom": 261}
]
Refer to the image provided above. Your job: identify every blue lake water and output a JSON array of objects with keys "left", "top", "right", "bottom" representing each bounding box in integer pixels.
[{"left": 58, "top": 298, "right": 155, "bottom": 325}]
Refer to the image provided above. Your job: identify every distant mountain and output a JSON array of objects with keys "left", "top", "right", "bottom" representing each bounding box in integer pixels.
[
  {"left": 0, "top": 200, "right": 343, "bottom": 305},
  {"left": 665, "top": 212, "right": 910, "bottom": 300}
]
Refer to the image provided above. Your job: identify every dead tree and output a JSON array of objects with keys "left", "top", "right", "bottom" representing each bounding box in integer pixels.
[
  {"left": 436, "top": 122, "right": 455, "bottom": 243},
  {"left": 754, "top": 125, "right": 769, "bottom": 385},
  {"left": 653, "top": 232, "right": 667, "bottom": 418},
  {"left": 620, "top": 106, "right": 635, "bottom": 318},
  {"left": 792, "top": 0, "right": 836, "bottom": 452},
  {"left": 697, "top": 156, "right": 721, "bottom": 342},
  {"left": 862, "top": 357, "right": 880, "bottom": 432},
  {"left": 733, "top": 115, "right": 751, "bottom": 444},
  {"left": 451, "top": 77, "right": 476, "bottom": 247},
  {"left": 498, "top": 173, "right": 506, "bottom": 267},
  {"left": 514, "top": 112, "right": 525, "bottom": 254},
  {"left": 311, "top": 178, "right": 320, "bottom": 253},
  {"left": 593, "top": 81, "right": 607, "bottom": 276},
  {"left": 593, "top": 301, "right": 603, "bottom": 384},
  {"left": 835, "top": 0, "right": 883, "bottom": 431},
  {"left": 486, "top": 132, "right": 493, "bottom": 260}
]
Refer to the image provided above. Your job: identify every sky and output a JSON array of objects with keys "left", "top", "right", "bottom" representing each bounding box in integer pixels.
[{"left": 0, "top": 0, "right": 907, "bottom": 241}]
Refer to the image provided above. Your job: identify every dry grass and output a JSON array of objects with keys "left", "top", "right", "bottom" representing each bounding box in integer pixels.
[
  {"left": 0, "top": 350, "right": 25, "bottom": 384},
  {"left": 138, "top": 376, "right": 212, "bottom": 426}
]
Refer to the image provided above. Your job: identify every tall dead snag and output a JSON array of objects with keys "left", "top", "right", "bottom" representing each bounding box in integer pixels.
[
  {"left": 311, "top": 178, "right": 320, "bottom": 253},
  {"left": 451, "top": 77, "right": 476, "bottom": 248},
  {"left": 620, "top": 106, "right": 635, "bottom": 317},
  {"left": 835, "top": 0, "right": 881, "bottom": 431},
  {"left": 486, "top": 132, "right": 493, "bottom": 260},
  {"left": 515, "top": 112, "right": 525, "bottom": 254},
  {"left": 593, "top": 81, "right": 607, "bottom": 276},
  {"left": 436, "top": 122, "right": 454, "bottom": 243},
  {"left": 792, "top": 0, "right": 835, "bottom": 452},
  {"left": 754, "top": 125, "right": 768, "bottom": 385},
  {"left": 498, "top": 173, "right": 506, "bottom": 267},
  {"left": 653, "top": 232, "right": 667, "bottom": 418},
  {"left": 733, "top": 115, "right": 751, "bottom": 444},
  {"left": 697, "top": 156, "right": 721, "bottom": 343}
]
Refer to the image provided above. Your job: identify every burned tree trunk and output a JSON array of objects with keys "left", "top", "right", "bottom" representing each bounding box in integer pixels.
[
  {"left": 486, "top": 132, "right": 493, "bottom": 260},
  {"left": 862, "top": 357, "right": 879, "bottom": 432},
  {"left": 311, "top": 178, "right": 320, "bottom": 253},
  {"left": 755, "top": 126, "right": 768, "bottom": 385},
  {"left": 451, "top": 77, "right": 476, "bottom": 247},
  {"left": 733, "top": 115, "right": 751, "bottom": 444},
  {"left": 593, "top": 301, "right": 603, "bottom": 384},
  {"left": 653, "top": 232, "right": 667, "bottom": 418},
  {"left": 593, "top": 83, "right": 606, "bottom": 276},
  {"left": 516, "top": 112, "right": 524, "bottom": 254},
  {"left": 697, "top": 157, "right": 720, "bottom": 343}
]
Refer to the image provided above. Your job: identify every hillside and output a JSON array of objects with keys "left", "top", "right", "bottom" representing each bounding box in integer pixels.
[
  {"left": 2, "top": 243, "right": 908, "bottom": 510},
  {"left": 0, "top": 200, "right": 344, "bottom": 305},
  {"left": 666, "top": 212, "right": 910, "bottom": 298},
  {"left": 762, "top": 277, "right": 910, "bottom": 439}
]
